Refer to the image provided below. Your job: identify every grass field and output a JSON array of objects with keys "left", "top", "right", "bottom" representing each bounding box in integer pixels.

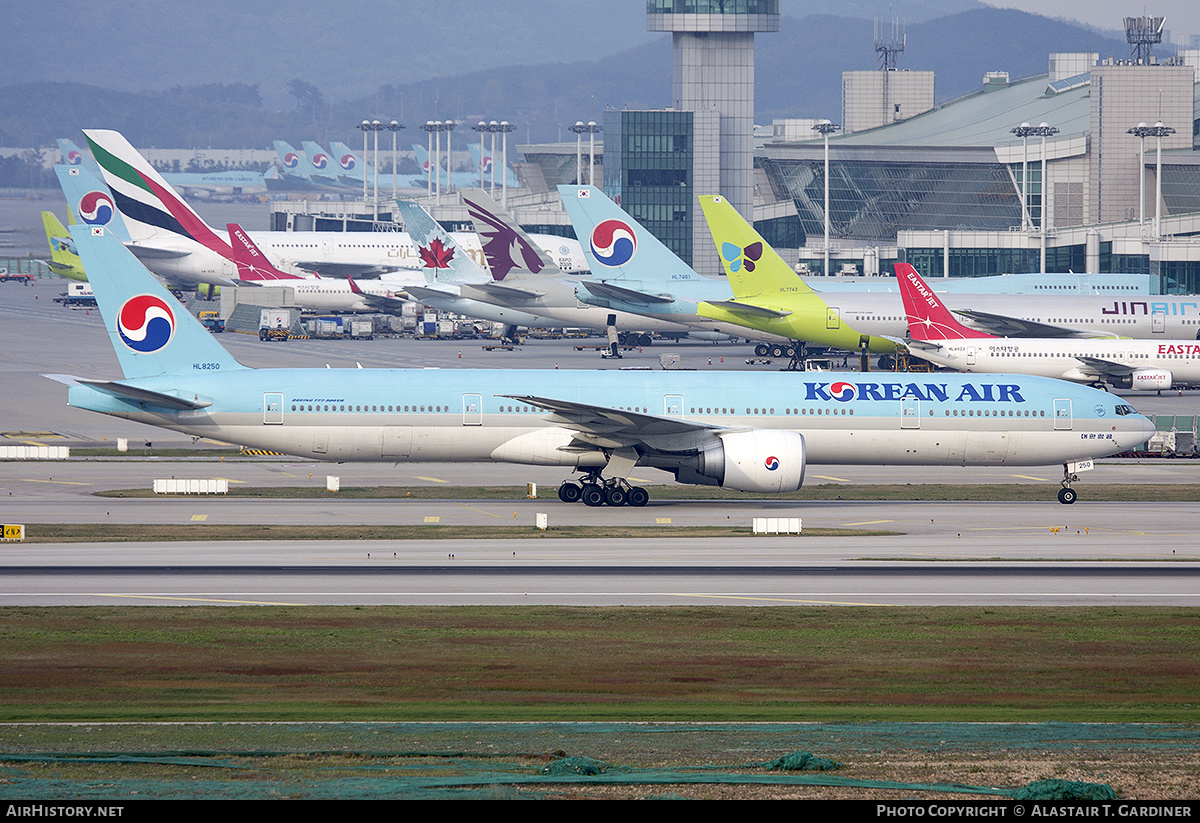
[{"left": 2, "top": 605, "right": 1197, "bottom": 723}]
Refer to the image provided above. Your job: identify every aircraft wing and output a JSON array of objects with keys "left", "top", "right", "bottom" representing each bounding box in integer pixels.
[
  {"left": 44, "top": 375, "right": 212, "bottom": 410},
  {"left": 500, "top": 394, "right": 722, "bottom": 453},
  {"left": 700, "top": 299, "right": 792, "bottom": 319},
  {"left": 460, "top": 281, "right": 546, "bottom": 304},
  {"left": 884, "top": 336, "right": 945, "bottom": 354},
  {"left": 950, "top": 309, "right": 1092, "bottom": 338},
  {"left": 293, "top": 260, "right": 408, "bottom": 279},
  {"left": 1073, "top": 356, "right": 1136, "bottom": 379},
  {"left": 345, "top": 277, "right": 408, "bottom": 309},
  {"left": 578, "top": 280, "right": 675, "bottom": 305},
  {"left": 404, "top": 283, "right": 460, "bottom": 301}
]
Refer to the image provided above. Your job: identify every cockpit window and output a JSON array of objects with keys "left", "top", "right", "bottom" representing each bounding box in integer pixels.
[{"left": 1115, "top": 405, "right": 1137, "bottom": 416}]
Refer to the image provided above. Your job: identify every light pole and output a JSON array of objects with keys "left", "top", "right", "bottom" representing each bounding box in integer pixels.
[
  {"left": 1030, "top": 122, "right": 1058, "bottom": 273},
  {"left": 1011, "top": 122, "right": 1035, "bottom": 231},
  {"left": 1151, "top": 121, "right": 1175, "bottom": 239},
  {"left": 357, "top": 120, "right": 372, "bottom": 201},
  {"left": 386, "top": 120, "right": 404, "bottom": 199},
  {"left": 420, "top": 121, "right": 436, "bottom": 198},
  {"left": 443, "top": 119, "right": 456, "bottom": 196},
  {"left": 1127, "top": 122, "right": 1152, "bottom": 228},
  {"left": 496, "top": 120, "right": 515, "bottom": 206},
  {"left": 371, "top": 119, "right": 381, "bottom": 213},
  {"left": 473, "top": 121, "right": 489, "bottom": 188},
  {"left": 812, "top": 119, "right": 840, "bottom": 277},
  {"left": 570, "top": 121, "right": 585, "bottom": 185}
]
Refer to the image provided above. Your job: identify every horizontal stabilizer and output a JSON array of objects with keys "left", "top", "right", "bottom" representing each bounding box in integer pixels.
[
  {"left": 701, "top": 300, "right": 792, "bottom": 319},
  {"left": 579, "top": 280, "right": 675, "bottom": 305},
  {"left": 125, "top": 244, "right": 192, "bottom": 260},
  {"left": 44, "top": 375, "right": 212, "bottom": 410}
]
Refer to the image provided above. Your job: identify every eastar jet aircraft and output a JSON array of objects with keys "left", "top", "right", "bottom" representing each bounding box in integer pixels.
[
  {"left": 227, "top": 224, "right": 411, "bottom": 314},
  {"left": 82, "top": 129, "right": 588, "bottom": 285},
  {"left": 50, "top": 224, "right": 1154, "bottom": 506},
  {"left": 894, "top": 263, "right": 1200, "bottom": 391}
]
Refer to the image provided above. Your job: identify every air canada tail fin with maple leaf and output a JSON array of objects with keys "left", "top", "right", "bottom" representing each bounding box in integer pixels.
[{"left": 395, "top": 200, "right": 492, "bottom": 285}]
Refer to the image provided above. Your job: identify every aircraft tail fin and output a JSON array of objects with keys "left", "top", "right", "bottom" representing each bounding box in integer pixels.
[
  {"left": 273, "top": 140, "right": 314, "bottom": 178},
  {"left": 895, "top": 263, "right": 994, "bottom": 341},
  {"left": 83, "top": 129, "right": 230, "bottom": 257},
  {"left": 227, "top": 224, "right": 305, "bottom": 282},
  {"left": 412, "top": 143, "right": 431, "bottom": 174},
  {"left": 697, "top": 194, "right": 816, "bottom": 300},
  {"left": 301, "top": 141, "right": 335, "bottom": 175},
  {"left": 54, "top": 165, "right": 132, "bottom": 243},
  {"left": 58, "top": 137, "right": 102, "bottom": 176},
  {"left": 461, "top": 188, "right": 557, "bottom": 281},
  {"left": 395, "top": 200, "right": 490, "bottom": 285},
  {"left": 557, "top": 185, "right": 704, "bottom": 283},
  {"left": 42, "top": 211, "right": 86, "bottom": 281},
  {"left": 328, "top": 141, "right": 367, "bottom": 177},
  {"left": 69, "top": 225, "right": 245, "bottom": 379}
]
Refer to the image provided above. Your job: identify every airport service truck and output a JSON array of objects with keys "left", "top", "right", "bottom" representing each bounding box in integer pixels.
[{"left": 55, "top": 282, "right": 97, "bottom": 307}]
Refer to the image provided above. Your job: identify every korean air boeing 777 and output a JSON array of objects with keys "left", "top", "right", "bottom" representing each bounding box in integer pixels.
[{"left": 50, "top": 225, "right": 1154, "bottom": 506}]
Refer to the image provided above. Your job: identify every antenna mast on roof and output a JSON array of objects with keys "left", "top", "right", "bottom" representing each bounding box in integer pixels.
[
  {"left": 875, "top": 17, "right": 905, "bottom": 70},
  {"left": 1125, "top": 16, "right": 1164, "bottom": 64}
]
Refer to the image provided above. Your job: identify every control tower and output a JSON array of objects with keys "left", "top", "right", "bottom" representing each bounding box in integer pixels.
[{"left": 647, "top": 1, "right": 780, "bottom": 221}]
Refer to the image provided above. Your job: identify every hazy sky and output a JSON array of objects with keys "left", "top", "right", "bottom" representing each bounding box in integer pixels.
[{"left": 979, "top": 0, "right": 1200, "bottom": 46}]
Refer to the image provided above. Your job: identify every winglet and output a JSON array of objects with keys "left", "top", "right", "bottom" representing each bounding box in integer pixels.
[{"left": 894, "top": 263, "right": 993, "bottom": 341}]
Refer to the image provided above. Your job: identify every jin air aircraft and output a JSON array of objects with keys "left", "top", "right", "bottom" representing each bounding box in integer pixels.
[
  {"left": 893, "top": 263, "right": 1200, "bottom": 392},
  {"left": 48, "top": 224, "right": 1154, "bottom": 506}
]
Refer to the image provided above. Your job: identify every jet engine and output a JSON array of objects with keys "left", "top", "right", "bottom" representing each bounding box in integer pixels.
[
  {"left": 1112, "top": 369, "right": 1172, "bottom": 391},
  {"left": 674, "top": 429, "right": 806, "bottom": 493}
]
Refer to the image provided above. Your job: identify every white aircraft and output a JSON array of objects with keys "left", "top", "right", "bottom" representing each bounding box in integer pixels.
[
  {"left": 228, "top": 224, "right": 412, "bottom": 314},
  {"left": 53, "top": 223, "right": 1155, "bottom": 506},
  {"left": 401, "top": 194, "right": 696, "bottom": 343},
  {"left": 894, "top": 263, "right": 1200, "bottom": 391},
  {"left": 82, "top": 129, "right": 588, "bottom": 286}
]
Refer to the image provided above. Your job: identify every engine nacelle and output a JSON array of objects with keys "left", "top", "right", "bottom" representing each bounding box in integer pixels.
[
  {"left": 676, "top": 429, "right": 806, "bottom": 493},
  {"left": 1112, "top": 369, "right": 1172, "bottom": 391}
]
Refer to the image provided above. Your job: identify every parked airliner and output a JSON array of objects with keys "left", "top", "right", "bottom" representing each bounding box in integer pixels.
[
  {"left": 50, "top": 224, "right": 1155, "bottom": 506},
  {"left": 83, "top": 129, "right": 587, "bottom": 287},
  {"left": 894, "top": 263, "right": 1200, "bottom": 391}
]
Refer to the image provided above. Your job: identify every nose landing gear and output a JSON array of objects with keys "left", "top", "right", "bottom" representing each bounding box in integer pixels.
[{"left": 1058, "top": 463, "right": 1079, "bottom": 504}]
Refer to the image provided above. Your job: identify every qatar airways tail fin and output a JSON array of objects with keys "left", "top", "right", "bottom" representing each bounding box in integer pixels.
[{"left": 895, "top": 263, "right": 994, "bottom": 341}]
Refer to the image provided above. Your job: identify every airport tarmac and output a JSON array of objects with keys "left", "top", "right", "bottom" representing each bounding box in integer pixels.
[{"left": 3, "top": 276, "right": 1199, "bottom": 606}]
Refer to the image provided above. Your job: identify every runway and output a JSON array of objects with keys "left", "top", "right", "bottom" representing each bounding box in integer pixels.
[{"left": 3, "top": 278, "right": 1199, "bottom": 607}]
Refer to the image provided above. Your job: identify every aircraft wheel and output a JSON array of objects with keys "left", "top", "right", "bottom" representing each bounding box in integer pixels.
[
  {"left": 1057, "top": 487, "right": 1077, "bottom": 505},
  {"left": 604, "top": 486, "right": 628, "bottom": 506},
  {"left": 639, "top": 333, "right": 652, "bottom": 347},
  {"left": 581, "top": 485, "right": 606, "bottom": 507},
  {"left": 785, "top": 345, "right": 797, "bottom": 358},
  {"left": 754, "top": 344, "right": 769, "bottom": 357},
  {"left": 770, "top": 344, "right": 786, "bottom": 358},
  {"left": 627, "top": 487, "right": 649, "bottom": 507},
  {"left": 558, "top": 482, "right": 582, "bottom": 503}
]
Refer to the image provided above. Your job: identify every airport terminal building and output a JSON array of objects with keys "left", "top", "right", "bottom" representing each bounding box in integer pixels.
[{"left": 758, "top": 54, "right": 1200, "bottom": 291}]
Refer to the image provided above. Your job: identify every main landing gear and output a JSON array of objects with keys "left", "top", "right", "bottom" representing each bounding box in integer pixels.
[
  {"left": 1058, "top": 463, "right": 1079, "bottom": 505},
  {"left": 558, "top": 472, "right": 649, "bottom": 507},
  {"left": 752, "top": 341, "right": 810, "bottom": 371}
]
